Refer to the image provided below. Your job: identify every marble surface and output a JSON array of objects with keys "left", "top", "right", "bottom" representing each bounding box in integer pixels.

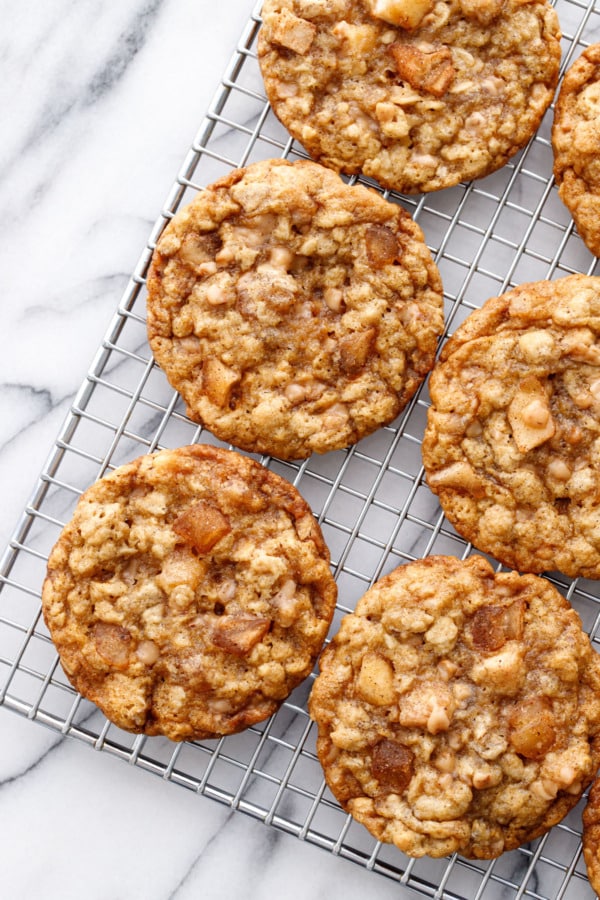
[
  {"left": 0, "top": 2, "right": 410, "bottom": 898},
  {"left": 2, "top": 2, "right": 599, "bottom": 899}
]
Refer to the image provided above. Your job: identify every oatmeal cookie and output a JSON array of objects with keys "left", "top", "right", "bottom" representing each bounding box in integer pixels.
[
  {"left": 552, "top": 44, "right": 600, "bottom": 257},
  {"left": 422, "top": 275, "right": 600, "bottom": 579},
  {"left": 583, "top": 777, "right": 600, "bottom": 895},
  {"left": 42, "top": 444, "right": 337, "bottom": 741},
  {"left": 146, "top": 158, "right": 443, "bottom": 459},
  {"left": 309, "top": 555, "right": 600, "bottom": 859},
  {"left": 258, "top": 0, "right": 561, "bottom": 194}
]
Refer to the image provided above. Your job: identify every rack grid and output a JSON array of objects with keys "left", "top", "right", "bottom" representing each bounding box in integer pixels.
[{"left": 3, "top": 1, "right": 600, "bottom": 896}]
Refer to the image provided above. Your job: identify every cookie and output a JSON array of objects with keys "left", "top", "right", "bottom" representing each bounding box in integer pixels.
[
  {"left": 309, "top": 555, "right": 600, "bottom": 859},
  {"left": 146, "top": 158, "right": 443, "bottom": 459},
  {"left": 41, "top": 444, "right": 337, "bottom": 741},
  {"left": 422, "top": 275, "right": 600, "bottom": 579},
  {"left": 583, "top": 777, "right": 600, "bottom": 895},
  {"left": 552, "top": 44, "right": 600, "bottom": 257},
  {"left": 258, "top": 0, "right": 561, "bottom": 194}
]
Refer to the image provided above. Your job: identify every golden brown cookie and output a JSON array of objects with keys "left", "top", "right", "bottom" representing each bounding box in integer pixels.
[
  {"left": 552, "top": 44, "right": 600, "bottom": 257},
  {"left": 258, "top": 0, "right": 561, "bottom": 194},
  {"left": 583, "top": 777, "right": 600, "bottom": 895},
  {"left": 42, "top": 444, "right": 337, "bottom": 741},
  {"left": 422, "top": 275, "right": 600, "bottom": 579},
  {"left": 146, "top": 158, "right": 443, "bottom": 459},
  {"left": 309, "top": 555, "right": 600, "bottom": 859}
]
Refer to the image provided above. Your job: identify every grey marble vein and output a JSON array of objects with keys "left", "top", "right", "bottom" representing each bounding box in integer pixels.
[
  {"left": 0, "top": 732, "right": 64, "bottom": 789},
  {"left": 85, "top": 0, "right": 166, "bottom": 104},
  {"left": 165, "top": 808, "right": 237, "bottom": 900}
]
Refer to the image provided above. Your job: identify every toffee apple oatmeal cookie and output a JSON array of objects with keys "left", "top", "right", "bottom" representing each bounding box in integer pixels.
[
  {"left": 552, "top": 44, "right": 600, "bottom": 257},
  {"left": 146, "top": 158, "right": 443, "bottom": 459},
  {"left": 42, "top": 445, "right": 337, "bottom": 741},
  {"left": 257, "top": 0, "right": 561, "bottom": 194},
  {"left": 422, "top": 275, "right": 600, "bottom": 579},
  {"left": 583, "top": 776, "right": 600, "bottom": 894},
  {"left": 309, "top": 555, "right": 600, "bottom": 859}
]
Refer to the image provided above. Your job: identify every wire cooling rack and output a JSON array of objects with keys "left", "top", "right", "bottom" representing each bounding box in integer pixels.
[{"left": 3, "top": 0, "right": 600, "bottom": 896}]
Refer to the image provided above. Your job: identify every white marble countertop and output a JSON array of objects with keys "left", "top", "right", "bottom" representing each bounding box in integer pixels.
[
  {"left": 4, "top": 2, "right": 600, "bottom": 899},
  {"left": 0, "top": 2, "right": 410, "bottom": 897}
]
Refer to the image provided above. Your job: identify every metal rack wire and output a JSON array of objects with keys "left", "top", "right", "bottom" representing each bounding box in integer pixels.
[{"left": 2, "top": 0, "right": 600, "bottom": 896}]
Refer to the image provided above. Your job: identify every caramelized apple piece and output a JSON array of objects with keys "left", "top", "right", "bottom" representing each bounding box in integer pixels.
[
  {"left": 366, "top": 0, "right": 434, "bottom": 29},
  {"left": 509, "top": 697, "right": 556, "bottom": 760},
  {"left": 357, "top": 652, "right": 395, "bottom": 706},
  {"left": 202, "top": 357, "right": 240, "bottom": 407},
  {"left": 173, "top": 501, "right": 231, "bottom": 553},
  {"left": 371, "top": 739, "right": 415, "bottom": 792},
  {"left": 390, "top": 43, "right": 454, "bottom": 97},
  {"left": 93, "top": 623, "right": 131, "bottom": 668},
  {"left": 270, "top": 10, "right": 317, "bottom": 54},
  {"left": 365, "top": 225, "right": 398, "bottom": 267},
  {"left": 340, "top": 328, "right": 376, "bottom": 373},
  {"left": 507, "top": 375, "right": 555, "bottom": 453},
  {"left": 211, "top": 615, "right": 271, "bottom": 656},
  {"left": 470, "top": 601, "right": 525, "bottom": 652}
]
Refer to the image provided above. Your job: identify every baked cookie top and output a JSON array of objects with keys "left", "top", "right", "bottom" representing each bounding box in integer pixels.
[
  {"left": 146, "top": 158, "right": 443, "bottom": 459},
  {"left": 583, "top": 776, "right": 600, "bottom": 895},
  {"left": 258, "top": 0, "right": 561, "bottom": 194},
  {"left": 42, "top": 444, "right": 337, "bottom": 741},
  {"left": 552, "top": 44, "right": 600, "bottom": 257},
  {"left": 309, "top": 555, "right": 600, "bottom": 859},
  {"left": 422, "top": 275, "right": 600, "bottom": 579}
]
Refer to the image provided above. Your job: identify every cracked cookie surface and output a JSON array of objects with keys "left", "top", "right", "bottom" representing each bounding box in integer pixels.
[
  {"left": 422, "top": 275, "right": 600, "bottom": 578},
  {"left": 552, "top": 44, "right": 600, "bottom": 257},
  {"left": 258, "top": 0, "right": 561, "bottom": 194},
  {"left": 42, "top": 444, "right": 337, "bottom": 741},
  {"left": 146, "top": 158, "right": 443, "bottom": 459},
  {"left": 309, "top": 555, "right": 600, "bottom": 859}
]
